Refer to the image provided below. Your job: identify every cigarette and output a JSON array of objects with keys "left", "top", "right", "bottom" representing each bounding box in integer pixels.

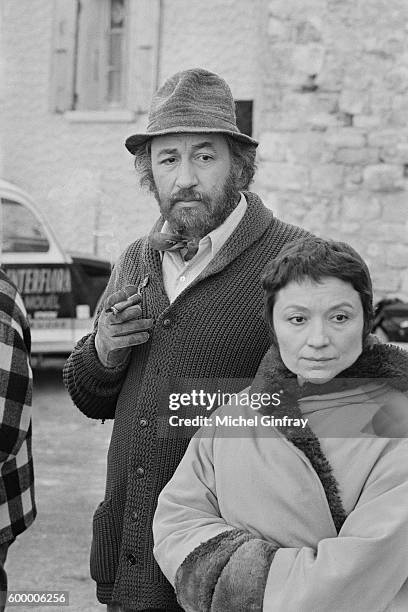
[{"left": 105, "top": 286, "right": 141, "bottom": 314}]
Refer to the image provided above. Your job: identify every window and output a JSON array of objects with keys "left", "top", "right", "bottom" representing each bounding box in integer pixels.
[
  {"left": 51, "top": 0, "right": 160, "bottom": 115},
  {"left": 1, "top": 199, "right": 50, "bottom": 253},
  {"left": 75, "top": 0, "right": 127, "bottom": 110},
  {"left": 235, "top": 101, "right": 253, "bottom": 137}
]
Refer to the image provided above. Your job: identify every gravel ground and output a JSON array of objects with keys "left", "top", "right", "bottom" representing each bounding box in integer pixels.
[{"left": 6, "top": 361, "right": 113, "bottom": 612}]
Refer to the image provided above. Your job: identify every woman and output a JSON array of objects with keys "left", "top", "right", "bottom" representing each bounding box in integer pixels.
[{"left": 153, "top": 237, "right": 408, "bottom": 612}]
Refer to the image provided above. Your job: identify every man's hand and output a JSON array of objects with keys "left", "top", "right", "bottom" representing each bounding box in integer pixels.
[{"left": 95, "top": 286, "right": 153, "bottom": 368}]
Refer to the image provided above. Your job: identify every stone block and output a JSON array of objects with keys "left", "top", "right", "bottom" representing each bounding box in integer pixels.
[
  {"left": 371, "top": 270, "right": 401, "bottom": 293},
  {"left": 280, "top": 193, "right": 312, "bottom": 221},
  {"left": 344, "top": 167, "right": 363, "bottom": 189},
  {"left": 263, "top": 111, "right": 308, "bottom": 132},
  {"left": 259, "top": 163, "right": 309, "bottom": 191},
  {"left": 342, "top": 62, "right": 373, "bottom": 91},
  {"left": 353, "top": 115, "right": 382, "bottom": 129},
  {"left": 266, "top": 89, "right": 339, "bottom": 130},
  {"left": 324, "top": 128, "right": 366, "bottom": 149},
  {"left": 317, "top": 57, "right": 344, "bottom": 92},
  {"left": 258, "top": 132, "right": 288, "bottom": 162},
  {"left": 335, "top": 148, "right": 379, "bottom": 165},
  {"left": 295, "top": 18, "right": 323, "bottom": 43},
  {"left": 306, "top": 112, "right": 348, "bottom": 130},
  {"left": 385, "top": 67, "right": 408, "bottom": 93},
  {"left": 334, "top": 220, "right": 362, "bottom": 236},
  {"left": 315, "top": 92, "right": 339, "bottom": 114},
  {"left": 367, "top": 221, "right": 408, "bottom": 244},
  {"left": 343, "top": 193, "right": 382, "bottom": 221},
  {"left": 379, "top": 192, "right": 408, "bottom": 223},
  {"left": 370, "top": 91, "right": 393, "bottom": 116},
  {"left": 268, "top": 17, "right": 289, "bottom": 41},
  {"left": 391, "top": 95, "right": 408, "bottom": 127},
  {"left": 339, "top": 90, "right": 370, "bottom": 115},
  {"left": 264, "top": 43, "right": 296, "bottom": 80},
  {"left": 380, "top": 144, "right": 408, "bottom": 164},
  {"left": 259, "top": 192, "right": 310, "bottom": 224},
  {"left": 310, "top": 164, "right": 344, "bottom": 191},
  {"left": 366, "top": 242, "right": 382, "bottom": 258},
  {"left": 269, "top": 0, "right": 327, "bottom": 19},
  {"left": 368, "top": 130, "right": 405, "bottom": 148},
  {"left": 285, "top": 132, "right": 329, "bottom": 164},
  {"left": 303, "top": 207, "right": 331, "bottom": 233},
  {"left": 363, "top": 165, "right": 404, "bottom": 192},
  {"left": 386, "top": 244, "right": 408, "bottom": 268},
  {"left": 292, "top": 43, "right": 325, "bottom": 74}
]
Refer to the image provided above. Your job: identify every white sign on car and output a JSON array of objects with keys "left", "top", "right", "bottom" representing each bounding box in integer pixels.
[{"left": 0, "top": 179, "right": 111, "bottom": 355}]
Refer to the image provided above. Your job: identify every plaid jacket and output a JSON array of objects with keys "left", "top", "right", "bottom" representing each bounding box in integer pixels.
[{"left": 0, "top": 269, "right": 36, "bottom": 543}]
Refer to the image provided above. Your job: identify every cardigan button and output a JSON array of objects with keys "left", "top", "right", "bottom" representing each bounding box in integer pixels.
[
  {"left": 135, "top": 466, "right": 145, "bottom": 478},
  {"left": 127, "top": 553, "right": 137, "bottom": 566},
  {"left": 139, "top": 418, "right": 148, "bottom": 428},
  {"left": 162, "top": 318, "right": 171, "bottom": 328},
  {"left": 130, "top": 510, "right": 138, "bottom": 521}
]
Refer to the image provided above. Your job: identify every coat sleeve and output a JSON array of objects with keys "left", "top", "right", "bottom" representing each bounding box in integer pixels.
[
  {"left": 0, "top": 296, "right": 32, "bottom": 463},
  {"left": 153, "top": 431, "right": 279, "bottom": 612},
  {"left": 62, "top": 252, "right": 131, "bottom": 420},
  {"left": 263, "top": 441, "right": 408, "bottom": 612}
]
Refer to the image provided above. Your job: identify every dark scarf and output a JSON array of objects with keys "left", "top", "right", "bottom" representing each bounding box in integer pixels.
[{"left": 250, "top": 342, "right": 408, "bottom": 532}]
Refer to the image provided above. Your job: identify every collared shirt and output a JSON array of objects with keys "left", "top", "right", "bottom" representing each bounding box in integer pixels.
[
  {"left": 162, "top": 193, "right": 247, "bottom": 302},
  {"left": 0, "top": 270, "right": 36, "bottom": 543}
]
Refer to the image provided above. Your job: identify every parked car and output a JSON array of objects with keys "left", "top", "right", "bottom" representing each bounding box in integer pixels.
[{"left": 0, "top": 179, "right": 111, "bottom": 356}]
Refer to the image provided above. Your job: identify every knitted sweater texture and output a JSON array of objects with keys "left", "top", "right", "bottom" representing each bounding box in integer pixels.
[{"left": 63, "top": 192, "right": 308, "bottom": 610}]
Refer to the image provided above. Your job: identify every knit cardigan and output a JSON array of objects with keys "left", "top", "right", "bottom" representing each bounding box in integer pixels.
[{"left": 62, "top": 192, "right": 308, "bottom": 610}]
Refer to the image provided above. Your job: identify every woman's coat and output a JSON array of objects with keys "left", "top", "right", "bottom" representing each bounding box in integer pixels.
[{"left": 153, "top": 344, "right": 408, "bottom": 612}]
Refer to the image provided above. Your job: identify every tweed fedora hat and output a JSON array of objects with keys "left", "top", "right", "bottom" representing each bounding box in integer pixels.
[{"left": 125, "top": 68, "right": 258, "bottom": 154}]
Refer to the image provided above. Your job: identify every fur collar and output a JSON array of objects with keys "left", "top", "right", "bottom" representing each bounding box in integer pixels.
[
  {"left": 251, "top": 341, "right": 408, "bottom": 399},
  {"left": 250, "top": 341, "right": 408, "bottom": 533}
]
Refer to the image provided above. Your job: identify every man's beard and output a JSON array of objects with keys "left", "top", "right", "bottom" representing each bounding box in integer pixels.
[{"left": 154, "top": 170, "right": 241, "bottom": 239}]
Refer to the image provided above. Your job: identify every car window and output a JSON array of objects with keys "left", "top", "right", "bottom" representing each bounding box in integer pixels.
[{"left": 1, "top": 197, "right": 50, "bottom": 252}]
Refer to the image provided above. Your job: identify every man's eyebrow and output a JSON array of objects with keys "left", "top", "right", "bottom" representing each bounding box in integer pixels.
[
  {"left": 191, "top": 141, "right": 217, "bottom": 151},
  {"left": 156, "top": 141, "right": 217, "bottom": 157},
  {"left": 156, "top": 147, "right": 179, "bottom": 156}
]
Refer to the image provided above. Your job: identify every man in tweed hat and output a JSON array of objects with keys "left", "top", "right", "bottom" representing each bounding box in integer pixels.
[{"left": 64, "top": 68, "right": 308, "bottom": 611}]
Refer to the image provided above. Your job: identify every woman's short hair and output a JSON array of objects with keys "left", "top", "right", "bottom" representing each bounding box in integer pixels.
[
  {"left": 262, "top": 237, "right": 374, "bottom": 341},
  {"left": 132, "top": 135, "right": 257, "bottom": 192}
]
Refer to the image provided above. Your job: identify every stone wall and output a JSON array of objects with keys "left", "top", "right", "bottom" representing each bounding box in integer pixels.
[{"left": 254, "top": 0, "right": 408, "bottom": 299}]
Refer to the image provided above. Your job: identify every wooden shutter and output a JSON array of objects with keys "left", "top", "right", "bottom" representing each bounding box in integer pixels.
[
  {"left": 50, "top": 0, "right": 78, "bottom": 113},
  {"left": 127, "top": 0, "right": 160, "bottom": 112},
  {"left": 75, "top": 0, "right": 108, "bottom": 110}
]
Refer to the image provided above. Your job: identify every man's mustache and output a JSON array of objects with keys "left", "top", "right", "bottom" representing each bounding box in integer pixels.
[{"left": 170, "top": 189, "right": 203, "bottom": 205}]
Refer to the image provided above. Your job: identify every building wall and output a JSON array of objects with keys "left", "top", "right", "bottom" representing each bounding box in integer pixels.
[
  {"left": 2, "top": 0, "right": 408, "bottom": 298},
  {"left": 254, "top": 0, "right": 408, "bottom": 297}
]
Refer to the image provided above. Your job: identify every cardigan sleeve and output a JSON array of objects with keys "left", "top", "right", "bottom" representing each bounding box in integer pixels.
[
  {"left": 263, "top": 440, "right": 408, "bottom": 612},
  {"left": 62, "top": 252, "right": 131, "bottom": 420},
  {"left": 62, "top": 330, "right": 130, "bottom": 420},
  {"left": 153, "top": 430, "right": 279, "bottom": 612}
]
